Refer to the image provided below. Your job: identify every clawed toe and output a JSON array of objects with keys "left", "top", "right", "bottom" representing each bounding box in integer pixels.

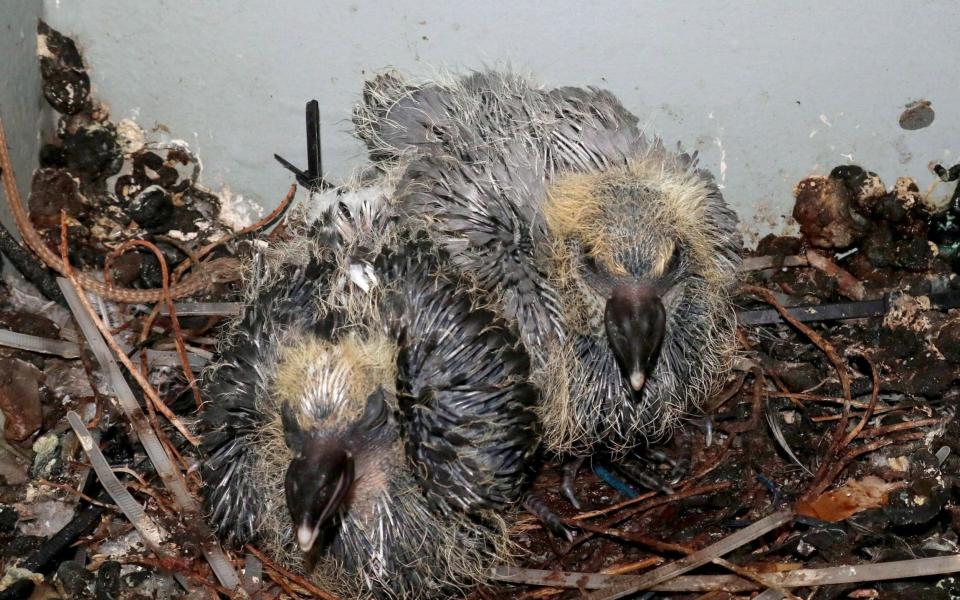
[
  {"left": 561, "top": 456, "right": 586, "bottom": 510},
  {"left": 523, "top": 494, "right": 578, "bottom": 542},
  {"left": 614, "top": 461, "right": 674, "bottom": 496},
  {"left": 592, "top": 446, "right": 689, "bottom": 498}
]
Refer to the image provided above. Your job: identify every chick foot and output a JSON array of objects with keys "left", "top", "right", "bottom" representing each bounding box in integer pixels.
[
  {"left": 523, "top": 493, "right": 577, "bottom": 542},
  {"left": 601, "top": 446, "right": 689, "bottom": 498}
]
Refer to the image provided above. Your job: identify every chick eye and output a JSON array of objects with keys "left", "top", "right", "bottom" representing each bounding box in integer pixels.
[
  {"left": 281, "top": 403, "right": 305, "bottom": 453},
  {"left": 662, "top": 244, "right": 683, "bottom": 275},
  {"left": 358, "top": 387, "right": 390, "bottom": 430},
  {"left": 581, "top": 247, "right": 602, "bottom": 275}
]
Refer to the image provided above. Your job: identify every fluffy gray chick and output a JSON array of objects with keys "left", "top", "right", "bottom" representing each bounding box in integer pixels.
[
  {"left": 353, "top": 69, "right": 742, "bottom": 462},
  {"left": 200, "top": 188, "right": 540, "bottom": 599}
]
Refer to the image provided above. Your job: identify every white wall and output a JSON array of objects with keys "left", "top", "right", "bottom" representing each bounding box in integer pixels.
[
  {"left": 37, "top": 1, "right": 960, "bottom": 243},
  {"left": 0, "top": 0, "right": 43, "bottom": 235}
]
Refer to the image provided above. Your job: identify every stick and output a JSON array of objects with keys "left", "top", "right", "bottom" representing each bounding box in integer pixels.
[
  {"left": 245, "top": 544, "right": 340, "bottom": 600},
  {"left": 495, "top": 554, "right": 960, "bottom": 592},
  {"left": 582, "top": 509, "right": 794, "bottom": 599},
  {"left": 804, "top": 250, "right": 866, "bottom": 300}
]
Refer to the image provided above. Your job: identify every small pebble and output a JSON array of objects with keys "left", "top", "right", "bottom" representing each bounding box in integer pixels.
[{"left": 899, "top": 99, "right": 935, "bottom": 130}]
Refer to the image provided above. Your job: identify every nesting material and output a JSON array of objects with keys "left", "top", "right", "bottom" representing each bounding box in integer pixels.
[{"left": 1, "top": 22, "right": 960, "bottom": 600}]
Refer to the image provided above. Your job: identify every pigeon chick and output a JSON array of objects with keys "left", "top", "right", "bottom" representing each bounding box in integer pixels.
[
  {"left": 354, "top": 69, "right": 742, "bottom": 503},
  {"left": 200, "top": 190, "right": 540, "bottom": 599}
]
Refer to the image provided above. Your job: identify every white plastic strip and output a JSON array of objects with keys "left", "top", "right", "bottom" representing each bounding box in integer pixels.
[
  {"left": 66, "top": 411, "right": 167, "bottom": 551},
  {"left": 0, "top": 327, "right": 80, "bottom": 358},
  {"left": 136, "top": 349, "right": 209, "bottom": 370},
  {"left": 159, "top": 302, "right": 242, "bottom": 317},
  {"left": 586, "top": 510, "right": 794, "bottom": 599}
]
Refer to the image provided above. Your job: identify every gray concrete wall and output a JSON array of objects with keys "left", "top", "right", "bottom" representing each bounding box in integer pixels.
[
  {"left": 0, "top": 0, "right": 43, "bottom": 235},
  {"left": 40, "top": 1, "right": 960, "bottom": 243}
]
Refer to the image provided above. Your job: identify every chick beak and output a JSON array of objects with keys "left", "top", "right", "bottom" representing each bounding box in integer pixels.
[
  {"left": 285, "top": 441, "right": 355, "bottom": 553},
  {"left": 604, "top": 283, "right": 666, "bottom": 395},
  {"left": 629, "top": 371, "right": 646, "bottom": 392},
  {"left": 297, "top": 522, "right": 321, "bottom": 553}
]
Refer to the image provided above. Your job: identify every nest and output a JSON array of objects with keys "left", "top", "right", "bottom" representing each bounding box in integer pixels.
[{"left": 1, "top": 21, "right": 960, "bottom": 600}]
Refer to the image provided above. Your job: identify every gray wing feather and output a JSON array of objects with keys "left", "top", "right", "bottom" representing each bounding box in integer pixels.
[
  {"left": 382, "top": 245, "right": 541, "bottom": 515},
  {"left": 396, "top": 147, "right": 566, "bottom": 361}
]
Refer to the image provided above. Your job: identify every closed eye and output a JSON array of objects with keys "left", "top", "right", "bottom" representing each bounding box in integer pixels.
[{"left": 582, "top": 252, "right": 603, "bottom": 275}]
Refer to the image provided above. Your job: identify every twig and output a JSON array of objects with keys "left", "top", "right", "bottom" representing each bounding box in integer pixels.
[
  {"left": 136, "top": 349, "right": 209, "bottom": 369},
  {"left": 245, "top": 544, "right": 340, "bottom": 600},
  {"left": 517, "top": 558, "right": 662, "bottom": 599},
  {"left": 583, "top": 509, "right": 793, "bottom": 599},
  {"left": 553, "top": 483, "right": 731, "bottom": 560},
  {"left": 804, "top": 250, "right": 866, "bottom": 300},
  {"left": 566, "top": 491, "right": 658, "bottom": 521},
  {"left": 171, "top": 184, "right": 296, "bottom": 284},
  {"left": 110, "top": 465, "right": 151, "bottom": 489},
  {"left": 492, "top": 567, "right": 756, "bottom": 592},
  {"left": 234, "top": 184, "right": 298, "bottom": 237},
  {"left": 744, "top": 285, "right": 851, "bottom": 446},
  {"left": 858, "top": 417, "right": 947, "bottom": 440},
  {"left": 745, "top": 284, "right": 858, "bottom": 499},
  {"left": 154, "top": 234, "right": 206, "bottom": 284},
  {"left": 493, "top": 554, "right": 960, "bottom": 592},
  {"left": 77, "top": 336, "right": 107, "bottom": 428},
  {"left": 58, "top": 215, "right": 199, "bottom": 446},
  {"left": 840, "top": 353, "right": 879, "bottom": 446},
  {"left": 706, "top": 370, "right": 748, "bottom": 414},
  {"left": 804, "top": 431, "right": 927, "bottom": 500},
  {"left": 265, "top": 569, "right": 302, "bottom": 600},
  {"left": 0, "top": 115, "right": 240, "bottom": 303},
  {"left": 680, "top": 431, "right": 740, "bottom": 490},
  {"left": 37, "top": 478, "right": 118, "bottom": 511},
  {"left": 120, "top": 555, "right": 230, "bottom": 597},
  {"left": 106, "top": 238, "right": 202, "bottom": 408},
  {"left": 600, "top": 558, "right": 663, "bottom": 576},
  {"left": 573, "top": 522, "right": 800, "bottom": 599},
  {"left": 764, "top": 391, "right": 875, "bottom": 410},
  {"left": 739, "top": 255, "right": 809, "bottom": 272}
]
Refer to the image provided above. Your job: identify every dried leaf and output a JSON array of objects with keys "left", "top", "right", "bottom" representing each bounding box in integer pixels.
[{"left": 795, "top": 476, "right": 903, "bottom": 522}]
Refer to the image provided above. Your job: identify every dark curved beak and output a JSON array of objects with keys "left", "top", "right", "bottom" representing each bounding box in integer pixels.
[
  {"left": 604, "top": 283, "right": 666, "bottom": 393},
  {"left": 284, "top": 440, "right": 355, "bottom": 552}
]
